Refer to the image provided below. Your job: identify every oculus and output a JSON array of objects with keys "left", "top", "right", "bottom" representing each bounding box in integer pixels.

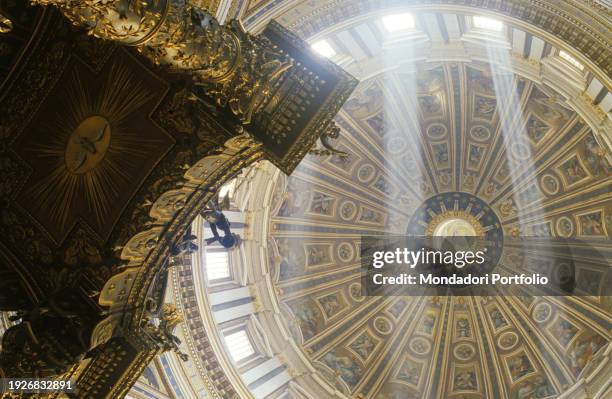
[{"left": 432, "top": 215, "right": 479, "bottom": 237}]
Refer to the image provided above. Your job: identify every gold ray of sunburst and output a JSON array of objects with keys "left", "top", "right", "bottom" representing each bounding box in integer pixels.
[{"left": 22, "top": 61, "right": 166, "bottom": 237}]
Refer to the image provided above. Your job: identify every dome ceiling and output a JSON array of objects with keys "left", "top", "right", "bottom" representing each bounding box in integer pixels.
[
  {"left": 273, "top": 60, "right": 611, "bottom": 236},
  {"left": 262, "top": 60, "right": 611, "bottom": 398},
  {"left": 163, "top": 5, "right": 611, "bottom": 399}
]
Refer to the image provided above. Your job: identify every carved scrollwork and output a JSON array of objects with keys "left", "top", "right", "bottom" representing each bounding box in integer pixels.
[
  {"left": 31, "top": 0, "right": 166, "bottom": 43},
  {"left": 32, "top": 0, "right": 295, "bottom": 124},
  {"left": 141, "top": 303, "right": 188, "bottom": 360},
  {"left": 309, "top": 122, "right": 349, "bottom": 158}
]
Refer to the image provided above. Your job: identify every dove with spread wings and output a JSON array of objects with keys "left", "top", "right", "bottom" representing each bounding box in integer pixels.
[{"left": 66, "top": 116, "right": 110, "bottom": 173}]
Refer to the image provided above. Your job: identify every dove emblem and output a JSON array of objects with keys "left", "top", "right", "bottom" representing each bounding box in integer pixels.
[{"left": 65, "top": 115, "right": 111, "bottom": 174}]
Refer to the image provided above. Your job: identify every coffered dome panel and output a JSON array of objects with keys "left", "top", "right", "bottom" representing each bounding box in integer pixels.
[{"left": 164, "top": 4, "right": 611, "bottom": 399}]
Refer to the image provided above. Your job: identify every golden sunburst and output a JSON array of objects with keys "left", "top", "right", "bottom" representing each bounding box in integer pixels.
[{"left": 16, "top": 55, "right": 172, "bottom": 242}]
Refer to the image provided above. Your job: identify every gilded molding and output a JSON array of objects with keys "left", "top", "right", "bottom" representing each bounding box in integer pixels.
[{"left": 31, "top": 0, "right": 295, "bottom": 125}]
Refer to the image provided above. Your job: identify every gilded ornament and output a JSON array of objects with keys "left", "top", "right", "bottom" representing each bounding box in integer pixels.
[
  {"left": 0, "top": 13, "right": 12, "bottom": 33},
  {"left": 32, "top": 0, "right": 295, "bottom": 125}
]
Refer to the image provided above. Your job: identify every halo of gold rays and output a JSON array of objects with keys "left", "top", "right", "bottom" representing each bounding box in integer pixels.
[{"left": 18, "top": 60, "right": 168, "bottom": 241}]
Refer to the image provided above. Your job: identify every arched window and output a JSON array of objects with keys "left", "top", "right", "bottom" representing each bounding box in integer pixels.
[
  {"left": 473, "top": 16, "right": 504, "bottom": 32},
  {"left": 204, "top": 248, "right": 230, "bottom": 281},
  {"left": 224, "top": 329, "right": 255, "bottom": 363}
]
